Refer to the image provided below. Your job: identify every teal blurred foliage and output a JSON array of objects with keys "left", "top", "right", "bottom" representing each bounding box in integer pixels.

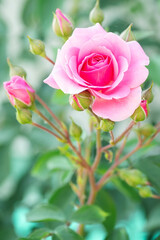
[{"left": 0, "top": 0, "right": 160, "bottom": 239}]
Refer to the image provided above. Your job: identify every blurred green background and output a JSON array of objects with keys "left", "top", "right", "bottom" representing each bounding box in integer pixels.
[{"left": 0, "top": 0, "right": 160, "bottom": 239}]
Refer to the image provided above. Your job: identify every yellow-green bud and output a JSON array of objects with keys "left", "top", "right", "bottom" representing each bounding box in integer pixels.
[
  {"left": 118, "top": 169, "right": 147, "bottom": 187},
  {"left": 89, "top": 0, "right": 104, "bottom": 25},
  {"left": 142, "top": 83, "right": 154, "bottom": 104},
  {"left": 136, "top": 124, "right": 157, "bottom": 138},
  {"left": 69, "top": 120, "right": 82, "bottom": 140},
  {"left": 27, "top": 36, "right": 46, "bottom": 57},
  {"left": 52, "top": 9, "right": 73, "bottom": 39},
  {"left": 138, "top": 186, "right": 153, "bottom": 198},
  {"left": 104, "top": 150, "right": 113, "bottom": 163},
  {"left": 7, "top": 58, "right": 27, "bottom": 79},
  {"left": 16, "top": 108, "right": 32, "bottom": 124},
  {"left": 120, "top": 24, "right": 135, "bottom": 42},
  {"left": 131, "top": 100, "right": 149, "bottom": 122},
  {"left": 100, "top": 119, "right": 115, "bottom": 132},
  {"left": 69, "top": 91, "right": 93, "bottom": 111}
]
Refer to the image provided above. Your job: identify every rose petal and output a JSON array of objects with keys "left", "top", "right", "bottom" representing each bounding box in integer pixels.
[{"left": 92, "top": 87, "right": 141, "bottom": 121}]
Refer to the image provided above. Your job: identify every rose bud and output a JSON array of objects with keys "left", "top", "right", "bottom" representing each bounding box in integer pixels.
[
  {"left": 138, "top": 186, "right": 153, "bottom": 198},
  {"left": 27, "top": 36, "right": 46, "bottom": 57},
  {"left": 120, "top": 24, "right": 135, "bottom": 42},
  {"left": 136, "top": 123, "right": 157, "bottom": 138},
  {"left": 69, "top": 119, "right": 82, "bottom": 141},
  {"left": 16, "top": 108, "right": 32, "bottom": 124},
  {"left": 118, "top": 169, "right": 147, "bottom": 187},
  {"left": 131, "top": 100, "right": 149, "bottom": 122},
  {"left": 100, "top": 119, "right": 115, "bottom": 132},
  {"left": 69, "top": 91, "right": 93, "bottom": 111},
  {"left": 89, "top": 0, "right": 104, "bottom": 25},
  {"left": 52, "top": 9, "right": 73, "bottom": 39},
  {"left": 3, "top": 76, "right": 35, "bottom": 109},
  {"left": 104, "top": 150, "right": 113, "bottom": 163},
  {"left": 142, "top": 83, "right": 154, "bottom": 103},
  {"left": 7, "top": 58, "right": 27, "bottom": 79}
]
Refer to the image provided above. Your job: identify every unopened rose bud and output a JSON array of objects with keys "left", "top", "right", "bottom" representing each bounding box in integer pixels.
[
  {"left": 16, "top": 108, "right": 32, "bottom": 124},
  {"left": 7, "top": 58, "right": 27, "bottom": 79},
  {"left": 27, "top": 36, "right": 46, "bottom": 57},
  {"left": 104, "top": 150, "right": 113, "bottom": 163},
  {"left": 119, "top": 169, "right": 147, "bottom": 187},
  {"left": 120, "top": 24, "right": 135, "bottom": 42},
  {"left": 138, "top": 186, "right": 153, "bottom": 198},
  {"left": 3, "top": 76, "right": 35, "bottom": 109},
  {"left": 89, "top": 0, "right": 104, "bottom": 25},
  {"left": 69, "top": 120, "right": 82, "bottom": 141},
  {"left": 142, "top": 83, "right": 154, "bottom": 103},
  {"left": 52, "top": 9, "right": 73, "bottom": 39},
  {"left": 69, "top": 91, "right": 93, "bottom": 111},
  {"left": 131, "top": 100, "right": 149, "bottom": 122},
  {"left": 100, "top": 119, "right": 115, "bottom": 132},
  {"left": 136, "top": 123, "right": 157, "bottom": 138}
]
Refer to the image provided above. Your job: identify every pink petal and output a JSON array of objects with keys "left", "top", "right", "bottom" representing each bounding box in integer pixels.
[
  {"left": 122, "top": 65, "right": 149, "bottom": 88},
  {"left": 127, "top": 41, "right": 149, "bottom": 66},
  {"left": 44, "top": 73, "right": 60, "bottom": 89},
  {"left": 92, "top": 87, "right": 141, "bottom": 121}
]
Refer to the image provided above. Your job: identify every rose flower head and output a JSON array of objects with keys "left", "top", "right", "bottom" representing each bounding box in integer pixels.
[
  {"left": 44, "top": 24, "right": 149, "bottom": 121},
  {"left": 3, "top": 76, "right": 35, "bottom": 109}
]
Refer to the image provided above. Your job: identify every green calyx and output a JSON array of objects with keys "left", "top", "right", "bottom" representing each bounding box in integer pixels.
[
  {"left": 7, "top": 58, "right": 27, "bottom": 79},
  {"left": 27, "top": 36, "right": 46, "bottom": 57},
  {"left": 89, "top": 0, "right": 104, "bottom": 25}
]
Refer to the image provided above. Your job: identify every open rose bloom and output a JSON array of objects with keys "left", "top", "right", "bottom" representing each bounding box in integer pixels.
[{"left": 44, "top": 23, "right": 149, "bottom": 121}]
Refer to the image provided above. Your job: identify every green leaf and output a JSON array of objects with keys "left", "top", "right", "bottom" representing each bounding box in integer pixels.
[
  {"left": 133, "top": 30, "right": 154, "bottom": 41},
  {"left": 96, "top": 190, "right": 116, "bottom": 234},
  {"left": 53, "top": 226, "right": 84, "bottom": 240},
  {"left": 28, "top": 228, "right": 53, "bottom": 239},
  {"left": 32, "top": 150, "right": 74, "bottom": 180},
  {"left": 134, "top": 155, "right": 160, "bottom": 193},
  {"left": 71, "top": 205, "right": 109, "bottom": 224},
  {"left": 144, "top": 205, "right": 160, "bottom": 231},
  {"left": 49, "top": 184, "right": 76, "bottom": 218},
  {"left": 107, "top": 227, "right": 129, "bottom": 240},
  {"left": 26, "top": 204, "right": 66, "bottom": 222}
]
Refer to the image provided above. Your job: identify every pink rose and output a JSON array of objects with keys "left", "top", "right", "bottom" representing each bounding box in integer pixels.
[
  {"left": 44, "top": 24, "right": 149, "bottom": 121},
  {"left": 3, "top": 76, "right": 35, "bottom": 107}
]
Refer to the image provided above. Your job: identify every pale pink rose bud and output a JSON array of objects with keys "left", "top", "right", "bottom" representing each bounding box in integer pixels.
[
  {"left": 69, "top": 91, "right": 93, "bottom": 111},
  {"left": 3, "top": 76, "right": 35, "bottom": 109},
  {"left": 131, "top": 100, "right": 149, "bottom": 122},
  {"left": 52, "top": 9, "right": 73, "bottom": 39}
]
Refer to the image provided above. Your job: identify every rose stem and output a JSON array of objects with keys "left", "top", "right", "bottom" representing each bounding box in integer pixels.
[
  {"left": 34, "top": 108, "right": 66, "bottom": 139},
  {"left": 44, "top": 55, "right": 55, "bottom": 65},
  {"left": 31, "top": 122, "right": 61, "bottom": 140},
  {"left": 92, "top": 128, "right": 102, "bottom": 171},
  {"left": 101, "top": 121, "right": 135, "bottom": 152},
  {"left": 35, "top": 94, "right": 64, "bottom": 130}
]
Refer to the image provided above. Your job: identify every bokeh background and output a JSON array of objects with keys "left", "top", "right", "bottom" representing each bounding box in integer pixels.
[{"left": 0, "top": 0, "right": 160, "bottom": 239}]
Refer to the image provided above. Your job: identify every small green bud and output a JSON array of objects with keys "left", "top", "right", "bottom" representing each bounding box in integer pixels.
[
  {"left": 69, "top": 120, "right": 82, "bottom": 140},
  {"left": 119, "top": 169, "right": 147, "bottom": 187},
  {"left": 142, "top": 83, "right": 154, "bottom": 104},
  {"left": 104, "top": 150, "right": 113, "bottom": 163},
  {"left": 100, "top": 119, "right": 115, "bottom": 132},
  {"left": 120, "top": 24, "right": 135, "bottom": 42},
  {"left": 89, "top": 0, "right": 104, "bottom": 25},
  {"left": 52, "top": 9, "right": 73, "bottom": 39},
  {"left": 16, "top": 108, "right": 32, "bottom": 124},
  {"left": 27, "top": 36, "right": 46, "bottom": 57},
  {"left": 131, "top": 100, "right": 149, "bottom": 122},
  {"left": 69, "top": 91, "right": 93, "bottom": 111},
  {"left": 138, "top": 186, "right": 153, "bottom": 198},
  {"left": 7, "top": 58, "right": 27, "bottom": 79},
  {"left": 136, "top": 123, "right": 157, "bottom": 138}
]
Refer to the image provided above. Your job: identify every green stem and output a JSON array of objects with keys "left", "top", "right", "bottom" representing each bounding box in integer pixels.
[
  {"left": 92, "top": 128, "right": 102, "bottom": 171},
  {"left": 35, "top": 108, "right": 66, "bottom": 139},
  {"left": 31, "top": 122, "right": 61, "bottom": 140}
]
